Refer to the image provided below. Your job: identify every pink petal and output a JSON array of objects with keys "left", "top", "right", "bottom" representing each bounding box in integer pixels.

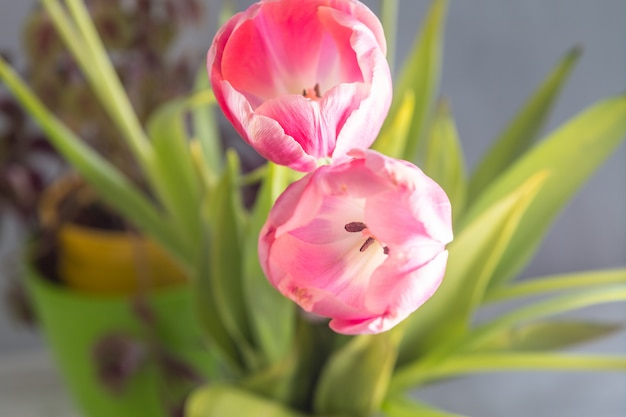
[
  {"left": 317, "top": 158, "right": 389, "bottom": 198},
  {"left": 330, "top": 251, "right": 448, "bottom": 335},
  {"left": 322, "top": 8, "right": 392, "bottom": 156},
  {"left": 319, "top": 82, "right": 370, "bottom": 155},
  {"left": 325, "top": 0, "right": 387, "bottom": 55},
  {"left": 218, "top": 82, "right": 318, "bottom": 171},
  {"left": 255, "top": 95, "right": 333, "bottom": 159},
  {"left": 316, "top": 6, "right": 365, "bottom": 85},
  {"left": 366, "top": 251, "right": 449, "bottom": 324}
]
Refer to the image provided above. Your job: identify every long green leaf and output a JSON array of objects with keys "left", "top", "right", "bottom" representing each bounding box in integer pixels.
[
  {"left": 147, "top": 100, "right": 203, "bottom": 263},
  {"left": 238, "top": 347, "right": 300, "bottom": 405},
  {"left": 463, "top": 285, "right": 626, "bottom": 352},
  {"left": 469, "top": 46, "right": 582, "bottom": 200},
  {"left": 463, "top": 94, "right": 626, "bottom": 288},
  {"left": 377, "top": 0, "right": 448, "bottom": 163},
  {"left": 485, "top": 269, "right": 626, "bottom": 302},
  {"left": 192, "top": 71, "right": 222, "bottom": 181},
  {"left": 383, "top": 396, "right": 466, "bottom": 417},
  {"left": 422, "top": 100, "right": 467, "bottom": 223},
  {"left": 243, "top": 163, "right": 295, "bottom": 364},
  {"left": 395, "top": 285, "right": 626, "bottom": 390},
  {"left": 371, "top": 90, "right": 415, "bottom": 159},
  {"left": 398, "top": 171, "right": 547, "bottom": 364},
  {"left": 192, "top": 221, "right": 244, "bottom": 374},
  {"left": 314, "top": 332, "right": 401, "bottom": 417},
  {"left": 62, "top": 0, "right": 150, "bottom": 161},
  {"left": 187, "top": 384, "right": 308, "bottom": 417},
  {"left": 477, "top": 320, "right": 622, "bottom": 351},
  {"left": 0, "top": 56, "right": 188, "bottom": 266},
  {"left": 390, "top": 353, "right": 626, "bottom": 391},
  {"left": 380, "top": 0, "right": 399, "bottom": 75},
  {"left": 207, "top": 151, "right": 259, "bottom": 370}
]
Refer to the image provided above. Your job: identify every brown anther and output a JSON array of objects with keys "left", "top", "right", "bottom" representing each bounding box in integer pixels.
[
  {"left": 314, "top": 83, "right": 321, "bottom": 98},
  {"left": 345, "top": 221, "right": 367, "bottom": 233},
  {"left": 383, "top": 246, "right": 389, "bottom": 255},
  {"left": 302, "top": 83, "right": 322, "bottom": 100},
  {"left": 359, "top": 237, "right": 375, "bottom": 252}
]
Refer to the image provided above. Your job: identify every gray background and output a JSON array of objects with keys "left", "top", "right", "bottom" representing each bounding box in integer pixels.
[{"left": 0, "top": 0, "right": 625, "bottom": 416}]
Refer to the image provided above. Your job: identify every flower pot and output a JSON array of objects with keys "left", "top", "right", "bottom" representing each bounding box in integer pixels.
[
  {"left": 39, "top": 174, "right": 185, "bottom": 294},
  {"left": 25, "top": 262, "right": 213, "bottom": 417}
]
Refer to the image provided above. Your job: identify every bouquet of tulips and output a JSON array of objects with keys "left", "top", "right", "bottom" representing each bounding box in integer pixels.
[{"left": 1, "top": 0, "right": 625, "bottom": 416}]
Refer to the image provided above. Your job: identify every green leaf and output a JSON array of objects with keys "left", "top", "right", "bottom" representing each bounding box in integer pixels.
[
  {"left": 0, "top": 56, "right": 189, "bottom": 266},
  {"left": 192, "top": 223, "right": 244, "bottom": 374},
  {"left": 485, "top": 269, "right": 626, "bottom": 302},
  {"left": 238, "top": 348, "right": 300, "bottom": 405},
  {"left": 372, "top": 90, "right": 415, "bottom": 159},
  {"left": 243, "top": 163, "right": 296, "bottom": 365},
  {"left": 422, "top": 100, "right": 467, "bottom": 223},
  {"left": 463, "top": 94, "right": 626, "bottom": 288},
  {"left": 398, "top": 171, "right": 547, "bottom": 364},
  {"left": 219, "top": 0, "right": 237, "bottom": 25},
  {"left": 380, "top": 0, "right": 400, "bottom": 75},
  {"left": 383, "top": 396, "right": 466, "bottom": 417},
  {"left": 390, "top": 353, "right": 626, "bottom": 391},
  {"left": 186, "top": 384, "right": 308, "bottom": 417},
  {"left": 314, "top": 332, "right": 401, "bottom": 417},
  {"left": 147, "top": 100, "right": 203, "bottom": 263},
  {"left": 192, "top": 70, "right": 222, "bottom": 181},
  {"left": 469, "top": 46, "right": 582, "bottom": 200},
  {"left": 205, "top": 151, "right": 259, "bottom": 370},
  {"left": 464, "top": 285, "right": 626, "bottom": 352},
  {"left": 378, "top": 0, "right": 448, "bottom": 163},
  {"left": 393, "top": 289, "right": 626, "bottom": 391},
  {"left": 478, "top": 320, "right": 622, "bottom": 351},
  {"left": 44, "top": 0, "right": 151, "bottom": 162}
]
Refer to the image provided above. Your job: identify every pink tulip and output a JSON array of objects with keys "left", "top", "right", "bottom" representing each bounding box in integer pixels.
[
  {"left": 258, "top": 149, "right": 453, "bottom": 334},
  {"left": 208, "top": 0, "right": 392, "bottom": 172}
]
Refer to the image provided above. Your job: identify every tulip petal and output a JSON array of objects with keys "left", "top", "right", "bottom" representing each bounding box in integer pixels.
[
  {"left": 330, "top": 251, "right": 448, "bottom": 334},
  {"left": 255, "top": 96, "right": 333, "bottom": 159},
  {"left": 318, "top": 6, "right": 393, "bottom": 155},
  {"left": 218, "top": 82, "right": 319, "bottom": 171},
  {"left": 367, "top": 250, "right": 449, "bottom": 315}
]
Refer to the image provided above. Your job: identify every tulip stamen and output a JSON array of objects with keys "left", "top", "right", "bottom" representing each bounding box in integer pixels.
[
  {"left": 302, "top": 83, "right": 322, "bottom": 100},
  {"left": 345, "top": 222, "right": 367, "bottom": 233},
  {"left": 345, "top": 222, "right": 389, "bottom": 255},
  {"left": 359, "top": 237, "right": 376, "bottom": 252}
]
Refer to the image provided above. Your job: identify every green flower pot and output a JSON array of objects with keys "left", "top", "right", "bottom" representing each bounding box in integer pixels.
[{"left": 25, "top": 263, "right": 214, "bottom": 417}]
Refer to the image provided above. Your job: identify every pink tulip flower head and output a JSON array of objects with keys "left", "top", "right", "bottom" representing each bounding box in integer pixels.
[
  {"left": 259, "top": 149, "right": 453, "bottom": 334},
  {"left": 208, "top": 0, "right": 392, "bottom": 172}
]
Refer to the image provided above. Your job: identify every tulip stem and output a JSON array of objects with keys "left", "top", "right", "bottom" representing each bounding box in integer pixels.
[{"left": 380, "top": 0, "right": 399, "bottom": 74}]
